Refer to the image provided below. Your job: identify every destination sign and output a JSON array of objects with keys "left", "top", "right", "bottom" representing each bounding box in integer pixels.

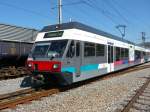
[{"left": 44, "top": 31, "right": 64, "bottom": 38}]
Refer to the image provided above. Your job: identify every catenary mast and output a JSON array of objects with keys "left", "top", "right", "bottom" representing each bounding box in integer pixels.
[{"left": 58, "top": 0, "right": 62, "bottom": 25}]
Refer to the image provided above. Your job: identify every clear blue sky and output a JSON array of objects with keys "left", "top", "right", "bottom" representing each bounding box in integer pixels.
[{"left": 0, "top": 0, "right": 150, "bottom": 43}]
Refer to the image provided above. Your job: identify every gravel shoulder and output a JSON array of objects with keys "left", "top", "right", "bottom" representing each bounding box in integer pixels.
[
  {"left": 1, "top": 65, "right": 150, "bottom": 112},
  {"left": 0, "top": 76, "right": 31, "bottom": 95}
]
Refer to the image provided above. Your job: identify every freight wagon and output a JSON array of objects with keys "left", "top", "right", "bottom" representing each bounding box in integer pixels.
[
  {"left": 0, "top": 40, "right": 33, "bottom": 67},
  {"left": 0, "top": 23, "right": 38, "bottom": 67},
  {"left": 0, "top": 23, "right": 38, "bottom": 77}
]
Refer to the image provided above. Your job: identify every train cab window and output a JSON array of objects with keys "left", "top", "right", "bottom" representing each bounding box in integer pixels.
[
  {"left": 84, "top": 42, "right": 95, "bottom": 57},
  {"left": 32, "top": 40, "right": 68, "bottom": 58},
  {"left": 76, "top": 42, "right": 80, "bottom": 57},
  {"left": 96, "top": 44, "right": 105, "bottom": 56},
  {"left": 67, "top": 41, "right": 75, "bottom": 58}
]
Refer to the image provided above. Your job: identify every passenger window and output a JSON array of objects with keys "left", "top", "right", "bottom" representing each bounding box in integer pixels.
[
  {"left": 125, "top": 48, "right": 129, "bottom": 58},
  {"left": 96, "top": 44, "right": 105, "bottom": 56},
  {"left": 67, "top": 41, "right": 75, "bottom": 58},
  {"left": 135, "top": 50, "right": 141, "bottom": 59},
  {"left": 84, "top": 42, "right": 95, "bottom": 57},
  {"left": 121, "top": 48, "right": 125, "bottom": 59},
  {"left": 116, "top": 47, "right": 121, "bottom": 61},
  {"left": 76, "top": 42, "right": 80, "bottom": 57}
]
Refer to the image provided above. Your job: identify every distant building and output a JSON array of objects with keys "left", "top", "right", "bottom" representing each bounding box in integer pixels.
[{"left": 0, "top": 23, "right": 38, "bottom": 42}]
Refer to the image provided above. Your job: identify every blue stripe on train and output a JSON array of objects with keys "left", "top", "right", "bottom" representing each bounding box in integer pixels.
[
  {"left": 61, "top": 67, "right": 76, "bottom": 73},
  {"left": 80, "top": 64, "right": 99, "bottom": 71},
  {"left": 61, "top": 64, "right": 99, "bottom": 73}
]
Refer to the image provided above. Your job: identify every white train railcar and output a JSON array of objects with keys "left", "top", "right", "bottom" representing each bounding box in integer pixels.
[{"left": 27, "top": 22, "right": 150, "bottom": 85}]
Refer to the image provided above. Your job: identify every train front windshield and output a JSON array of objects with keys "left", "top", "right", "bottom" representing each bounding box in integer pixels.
[{"left": 32, "top": 40, "right": 68, "bottom": 58}]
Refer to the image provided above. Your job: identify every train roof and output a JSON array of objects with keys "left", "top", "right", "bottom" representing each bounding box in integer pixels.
[{"left": 41, "top": 22, "right": 134, "bottom": 45}]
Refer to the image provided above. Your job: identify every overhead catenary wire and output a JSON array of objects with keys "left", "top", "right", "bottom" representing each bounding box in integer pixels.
[
  {"left": 51, "top": 1, "right": 84, "bottom": 9},
  {"left": 102, "top": 0, "right": 129, "bottom": 24},
  {"left": 111, "top": 0, "right": 150, "bottom": 42},
  {"left": 0, "top": 1, "right": 50, "bottom": 20},
  {"left": 112, "top": 0, "right": 150, "bottom": 30},
  {"left": 81, "top": 0, "right": 118, "bottom": 25},
  {"left": 52, "top": 0, "right": 126, "bottom": 26}
]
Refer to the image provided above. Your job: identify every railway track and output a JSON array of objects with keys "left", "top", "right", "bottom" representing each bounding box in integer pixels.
[
  {"left": 116, "top": 76, "right": 150, "bottom": 112},
  {"left": 0, "top": 63, "right": 150, "bottom": 110},
  {"left": 0, "top": 88, "right": 35, "bottom": 101},
  {"left": 0, "top": 66, "right": 31, "bottom": 80},
  {"left": 0, "top": 87, "right": 59, "bottom": 110}
]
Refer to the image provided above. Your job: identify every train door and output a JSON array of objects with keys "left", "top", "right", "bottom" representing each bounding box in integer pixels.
[
  {"left": 64, "top": 40, "right": 81, "bottom": 77},
  {"left": 129, "top": 45, "right": 134, "bottom": 66},
  {"left": 74, "top": 41, "right": 82, "bottom": 77},
  {"left": 107, "top": 45, "right": 114, "bottom": 72}
]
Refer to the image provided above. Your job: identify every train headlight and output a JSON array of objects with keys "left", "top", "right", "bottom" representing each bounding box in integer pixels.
[
  {"left": 28, "top": 63, "right": 32, "bottom": 67},
  {"left": 53, "top": 64, "right": 59, "bottom": 69}
]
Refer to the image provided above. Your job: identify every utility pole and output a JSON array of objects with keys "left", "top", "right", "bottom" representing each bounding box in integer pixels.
[
  {"left": 141, "top": 32, "right": 146, "bottom": 47},
  {"left": 116, "top": 25, "right": 126, "bottom": 39},
  {"left": 58, "top": 0, "right": 62, "bottom": 25}
]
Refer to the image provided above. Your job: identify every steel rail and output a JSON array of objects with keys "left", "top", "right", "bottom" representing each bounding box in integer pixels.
[
  {"left": 0, "top": 88, "right": 59, "bottom": 110},
  {"left": 121, "top": 77, "right": 150, "bottom": 112},
  {"left": 0, "top": 88, "right": 34, "bottom": 101}
]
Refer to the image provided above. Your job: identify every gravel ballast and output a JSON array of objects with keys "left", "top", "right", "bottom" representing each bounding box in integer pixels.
[
  {"left": 0, "top": 76, "right": 31, "bottom": 95},
  {"left": 1, "top": 66, "right": 150, "bottom": 112}
]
